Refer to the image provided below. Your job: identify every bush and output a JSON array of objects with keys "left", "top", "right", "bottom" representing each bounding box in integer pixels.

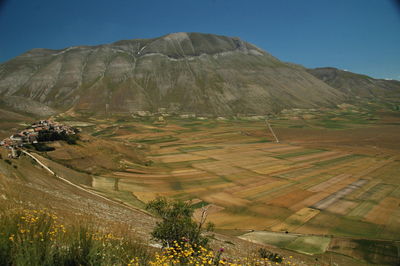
[
  {"left": 146, "top": 197, "right": 214, "bottom": 248},
  {"left": 24, "top": 143, "right": 55, "bottom": 152},
  {"left": 66, "top": 134, "right": 79, "bottom": 145},
  {"left": 37, "top": 130, "right": 79, "bottom": 145},
  {"left": 258, "top": 247, "right": 283, "bottom": 263},
  {"left": 32, "top": 143, "right": 55, "bottom": 152}
]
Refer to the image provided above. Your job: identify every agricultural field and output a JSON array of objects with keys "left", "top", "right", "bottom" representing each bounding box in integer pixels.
[
  {"left": 3, "top": 103, "right": 399, "bottom": 264},
  {"left": 42, "top": 104, "right": 400, "bottom": 243},
  {"left": 240, "top": 231, "right": 399, "bottom": 265}
]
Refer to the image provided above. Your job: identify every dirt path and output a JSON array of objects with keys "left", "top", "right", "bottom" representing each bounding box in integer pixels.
[{"left": 21, "top": 149, "right": 150, "bottom": 216}]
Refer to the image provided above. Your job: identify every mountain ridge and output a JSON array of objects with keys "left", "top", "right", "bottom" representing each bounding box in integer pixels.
[
  {"left": 17, "top": 33, "right": 268, "bottom": 60},
  {"left": 0, "top": 32, "right": 396, "bottom": 117},
  {"left": 307, "top": 67, "right": 400, "bottom": 99}
]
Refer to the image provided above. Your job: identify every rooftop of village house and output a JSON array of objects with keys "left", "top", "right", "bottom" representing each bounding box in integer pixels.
[{"left": 0, "top": 120, "right": 80, "bottom": 148}]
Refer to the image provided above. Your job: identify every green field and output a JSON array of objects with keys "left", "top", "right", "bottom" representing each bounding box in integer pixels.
[{"left": 240, "top": 231, "right": 331, "bottom": 255}]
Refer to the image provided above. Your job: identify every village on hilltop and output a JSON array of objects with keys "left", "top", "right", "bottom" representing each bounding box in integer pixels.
[{"left": 0, "top": 120, "right": 80, "bottom": 158}]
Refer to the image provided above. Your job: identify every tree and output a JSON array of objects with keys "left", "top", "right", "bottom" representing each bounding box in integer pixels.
[
  {"left": 37, "top": 130, "right": 79, "bottom": 145},
  {"left": 146, "top": 197, "right": 214, "bottom": 248}
]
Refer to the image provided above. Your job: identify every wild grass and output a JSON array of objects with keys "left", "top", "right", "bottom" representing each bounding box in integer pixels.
[
  {"left": 0, "top": 208, "right": 151, "bottom": 266},
  {"left": 0, "top": 207, "right": 299, "bottom": 265}
]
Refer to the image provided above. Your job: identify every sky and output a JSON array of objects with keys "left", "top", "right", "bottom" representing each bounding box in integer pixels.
[{"left": 0, "top": 0, "right": 399, "bottom": 80}]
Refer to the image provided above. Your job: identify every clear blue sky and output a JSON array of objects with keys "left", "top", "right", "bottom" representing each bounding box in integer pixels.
[{"left": 1, "top": 0, "right": 399, "bottom": 80}]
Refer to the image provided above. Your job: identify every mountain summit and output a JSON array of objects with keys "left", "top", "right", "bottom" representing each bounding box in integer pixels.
[{"left": 0, "top": 32, "right": 365, "bottom": 116}]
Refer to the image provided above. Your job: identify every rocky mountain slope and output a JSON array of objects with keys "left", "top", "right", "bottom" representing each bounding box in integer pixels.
[
  {"left": 307, "top": 67, "right": 400, "bottom": 99},
  {"left": 0, "top": 32, "right": 345, "bottom": 116}
]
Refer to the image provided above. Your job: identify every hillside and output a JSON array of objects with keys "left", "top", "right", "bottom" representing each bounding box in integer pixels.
[
  {"left": 307, "top": 67, "right": 400, "bottom": 99},
  {"left": 0, "top": 32, "right": 344, "bottom": 117}
]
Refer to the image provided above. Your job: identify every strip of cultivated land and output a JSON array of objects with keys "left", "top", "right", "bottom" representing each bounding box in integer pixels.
[
  {"left": 35, "top": 107, "right": 400, "bottom": 265},
  {"left": 48, "top": 116, "right": 400, "bottom": 244}
]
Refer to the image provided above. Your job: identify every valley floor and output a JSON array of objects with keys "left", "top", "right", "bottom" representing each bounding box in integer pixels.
[{"left": 1, "top": 104, "right": 400, "bottom": 265}]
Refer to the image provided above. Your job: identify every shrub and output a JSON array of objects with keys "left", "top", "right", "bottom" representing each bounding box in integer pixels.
[
  {"left": 146, "top": 197, "right": 214, "bottom": 248},
  {"left": 37, "top": 130, "right": 79, "bottom": 145},
  {"left": 258, "top": 247, "right": 283, "bottom": 263},
  {"left": 32, "top": 143, "right": 55, "bottom": 152}
]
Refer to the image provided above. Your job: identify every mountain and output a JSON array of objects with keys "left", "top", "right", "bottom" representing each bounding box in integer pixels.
[
  {"left": 307, "top": 67, "right": 400, "bottom": 99},
  {"left": 0, "top": 32, "right": 344, "bottom": 117}
]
